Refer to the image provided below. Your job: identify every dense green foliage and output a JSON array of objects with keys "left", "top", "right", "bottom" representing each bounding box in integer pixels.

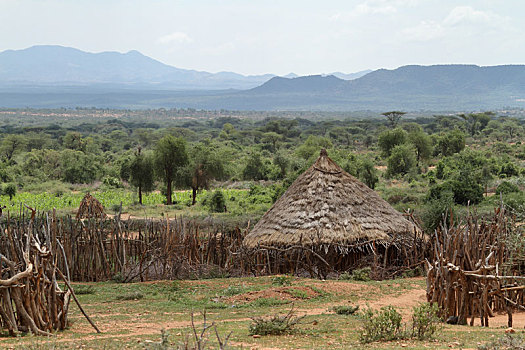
[{"left": 0, "top": 108, "right": 524, "bottom": 231}]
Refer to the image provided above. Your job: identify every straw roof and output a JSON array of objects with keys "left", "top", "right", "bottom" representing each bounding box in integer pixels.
[
  {"left": 243, "top": 149, "right": 420, "bottom": 249},
  {"left": 76, "top": 193, "right": 106, "bottom": 220}
]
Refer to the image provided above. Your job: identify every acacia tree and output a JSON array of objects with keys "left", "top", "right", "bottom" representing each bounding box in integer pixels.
[
  {"left": 382, "top": 111, "right": 406, "bottom": 128},
  {"left": 154, "top": 136, "right": 188, "bottom": 205},
  {"left": 1, "top": 135, "right": 26, "bottom": 161},
  {"left": 459, "top": 112, "right": 492, "bottom": 136},
  {"left": 129, "top": 147, "right": 154, "bottom": 205},
  {"left": 181, "top": 143, "right": 225, "bottom": 205}
]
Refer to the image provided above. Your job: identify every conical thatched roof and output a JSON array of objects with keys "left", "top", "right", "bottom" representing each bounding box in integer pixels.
[
  {"left": 76, "top": 193, "right": 106, "bottom": 219},
  {"left": 243, "top": 149, "right": 420, "bottom": 249}
]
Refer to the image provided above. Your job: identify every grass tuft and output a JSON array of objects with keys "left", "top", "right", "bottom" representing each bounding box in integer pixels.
[{"left": 116, "top": 291, "right": 144, "bottom": 301}]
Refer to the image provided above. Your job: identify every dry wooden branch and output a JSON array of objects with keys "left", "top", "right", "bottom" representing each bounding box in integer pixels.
[{"left": 426, "top": 208, "right": 524, "bottom": 327}]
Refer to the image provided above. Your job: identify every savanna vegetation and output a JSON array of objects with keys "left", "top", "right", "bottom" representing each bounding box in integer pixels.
[
  {"left": 0, "top": 107, "right": 524, "bottom": 231},
  {"left": 2, "top": 107, "right": 525, "bottom": 349}
]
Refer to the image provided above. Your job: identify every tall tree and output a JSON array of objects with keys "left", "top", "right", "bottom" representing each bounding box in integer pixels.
[
  {"left": 154, "top": 136, "right": 188, "bottom": 205},
  {"left": 459, "top": 112, "right": 492, "bottom": 136},
  {"left": 129, "top": 147, "right": 154, "bottom": 205},
  {"left": 382, "top": 111, "right": 406, "bottom": 128},
  {"left": 182, "top": 143, "right": 225, "bottom": 205},
  {"left": 408, "top": 130, "right": 432, "bottom": 165},
  {"left": 378, "top": 128, "right": 408, "bottom": 157},
  {"left": 1, "top": 135, "right": 26, "bottom": 161}
]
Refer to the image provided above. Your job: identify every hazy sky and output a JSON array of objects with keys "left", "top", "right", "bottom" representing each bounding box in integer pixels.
[{"left": 1, "top": 0, "right": 523, "bottom": 75}]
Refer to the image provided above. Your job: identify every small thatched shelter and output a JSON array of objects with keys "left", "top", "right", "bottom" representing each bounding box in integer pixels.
[
  {"left": 76, "top": 193, "right": 106, "bottom": 219},
  {"left": 243, "top": 149, "right": 422, "bottom": 274}
]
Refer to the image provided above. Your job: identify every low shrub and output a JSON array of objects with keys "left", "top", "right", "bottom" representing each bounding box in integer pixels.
[
  {"left": 411, "top": 303, "right": 441, "bottom": 340},
  {"left": 351, "top": 267, "right": 372, "bottom": 281},
  {"left": 116, "top": 291, "right": 144, "bottom": 301},
  {"left": 339, "top": 269, "right": 372, "bottom": 281},
  {"left": 478, "top": 334, "right": 525, "bottom": 350},
  {"left": 209, "top": 190, "right": 227, "bottom": 213},
  {"left": 3, "top": 183, "right": 16, "bottom": 200},
  {"left": 496, "top": 181, "right": 520, "bottom": 195},
  {"left": 272, "top": 275, "right": 293, "bottom": 286},
  {"left": 221, "top": 284, "right": 247, "bottom": 296},
  {"left": 249, "top": 307, "right": 305, "bottom": 336},
  {"left": 359, "top": 303, "right": 442, "bottom": 343},
  {"left": 338, "top": 272, "right": 352, "bottom": 280},
  {"left": 359, "top": 306, "right": 403, "bottom": 343},
  {"left": 332, "top": 305, "right": 359, "bottom": 315},
  {"left": 111, "top": 272, "right": 125, "bottom": 283}
]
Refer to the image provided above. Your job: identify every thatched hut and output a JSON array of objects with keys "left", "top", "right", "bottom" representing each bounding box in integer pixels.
[
  {"left": 243, "top": 149, "right": 423, "bottom": 276},
  {"left": 76, "top": 193, "right": 106, "bottom": 219}
]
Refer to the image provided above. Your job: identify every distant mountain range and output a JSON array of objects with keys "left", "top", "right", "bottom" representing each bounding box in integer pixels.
[
  {"left": 242, "top": 65, "right": 525, "bottom": 110},
  {"left": 0, "top": 45, "right": 369, "bottom": 90},
  {"left": 0, "top": 46, "right": 524, "bottom": 111}
]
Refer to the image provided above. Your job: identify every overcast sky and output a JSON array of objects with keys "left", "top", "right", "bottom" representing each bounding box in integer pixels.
[{"left": 0, "top": 0, "right": 523, "bottom": 76}]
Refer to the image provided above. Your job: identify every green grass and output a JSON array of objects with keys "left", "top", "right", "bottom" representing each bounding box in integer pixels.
[{"left": 0, "top": 188, "right": 269, "bottom": 219}]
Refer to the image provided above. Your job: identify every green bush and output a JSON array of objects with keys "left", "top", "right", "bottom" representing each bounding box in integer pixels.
[
  {"left": 249, "top": 308, "right": 305, "bottom": 336},
  {"left": 209, "top": 190, "right": 226, "bottom": 213},
  {"left": 338, "top": 268, "right": 371, "bottom": 281},
  {"left": 502, "top": 192, "right": 525, "bottom": 220},
  {"left": 351, "top": 267, "right": 372, "bottom": 281},
  {"left": 359, "top": 306, "right": 403, "bottom": 343},
  {"left": 378, "top": 128, "right": 408, "bottom": 157},
  {"left": 422, "top": 191, "right": 455, "bottom": 233},
  {"left": 500, "top": 162, "right": 520, "bottom": 178},
  {"left": 411, "top": 303, "right": 441, "bottom": 340},
  {"left": 386, "top": 144, "right": 416, "bottom": 177},
  {"left": 3, "top": 183, "right": 16, "bottom": 200},
  {"left": 478, "top": 334, "right": 525, "bottom": 350},
  {"left": 102, "top": 176, "right": 122, "bottom": 188},
  {"left": 333, "top": 305, "right": 359, "bottom": 315},
  {"left": 496, "top": 181, "right": 520, "bottom": 195},
  {"left": 429, "top": 176, "right": 483, "bottom": 205}
]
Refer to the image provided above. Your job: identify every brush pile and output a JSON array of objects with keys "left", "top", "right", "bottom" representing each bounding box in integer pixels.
[
  {"left": 0, "top": 209, "right": 73, "bottom": 335},
  {"left": 427, "top": 208, "right": 525, "bottom": 327}
]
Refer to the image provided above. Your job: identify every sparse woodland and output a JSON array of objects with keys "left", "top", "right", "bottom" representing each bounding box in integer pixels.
[{"left": 1, "top": 108, "right": 525, "bottom": 342}]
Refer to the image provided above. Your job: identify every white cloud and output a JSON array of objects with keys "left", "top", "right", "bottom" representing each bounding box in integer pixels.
[
  {"left": 331, "top": 0, "right": 397, "bottom": 21},
  {"left": 353, "top": 2, "right": 397, "bottom": 15},
  {"left": 401, "top": 5, "right": 509, "bottom": 43},
  {"left": 157, "top": 32, "right": 193, "bottom": 45},
  {"left": 444, "top": 6, "right": 502, "bottom": 26},
  {"left": 401, "top": 20, "right": 445, "bottom": 41}
]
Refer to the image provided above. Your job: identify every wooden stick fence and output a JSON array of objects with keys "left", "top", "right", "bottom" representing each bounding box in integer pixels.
[
  {"left": 427, "top": 207, "right": 525, "bottom": 327},
  {"left": 3, "top": 209, "right": 427, "bottom": 284},
  {"left": 0, "top": 208, "right": 97, "bottom": 336}
]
